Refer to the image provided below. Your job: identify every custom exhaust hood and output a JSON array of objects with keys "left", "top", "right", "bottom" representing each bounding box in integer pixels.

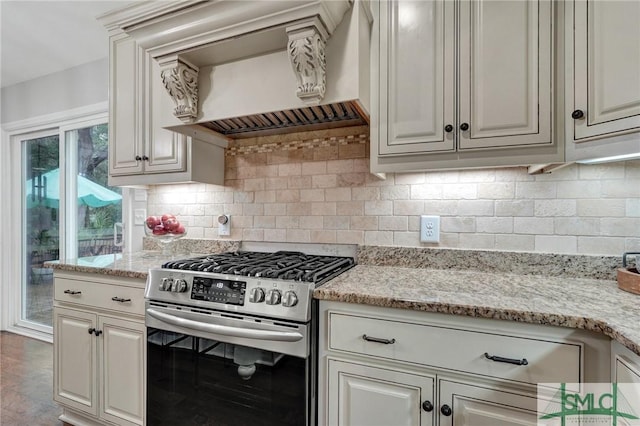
[{"left": 105, "top": 0, "right": 372, "bottom": 141}]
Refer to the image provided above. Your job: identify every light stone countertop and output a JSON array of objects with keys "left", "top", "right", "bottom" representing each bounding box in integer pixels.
[
  {"left": 46, "top": 252, "right": 178, "bottom": 279},
  {"left": 313, "top": 265, "right": 640, "bottom": 356},
  {"left": 47, "top": 243, "right": 639, "bottom": 356}
]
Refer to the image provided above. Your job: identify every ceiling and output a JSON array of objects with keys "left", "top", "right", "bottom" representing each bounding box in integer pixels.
[{"left": 0, "top": 0, "right": 137, "bottom": 88}]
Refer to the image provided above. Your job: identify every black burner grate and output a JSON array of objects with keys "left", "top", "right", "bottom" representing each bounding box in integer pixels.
[{"left": 162, "top": 251, "right": 354, "bottom": 284}]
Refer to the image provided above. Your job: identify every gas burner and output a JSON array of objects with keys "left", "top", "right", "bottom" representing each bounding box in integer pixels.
[{"left": 162, "top": 251, "right": 355, "bottom": 284}]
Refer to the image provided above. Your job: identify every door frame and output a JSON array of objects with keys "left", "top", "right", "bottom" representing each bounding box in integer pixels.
[{"left": 0, "top": 102, "right": 124, "bottom": 340}]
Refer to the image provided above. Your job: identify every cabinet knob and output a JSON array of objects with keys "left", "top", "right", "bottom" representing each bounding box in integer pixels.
[
  {"left": 444, "top": 124, "right": 453, "bottom": 133},
  {"left": 142, "top": 155, "right": 149, "bottom": 161},
  {"left": 460, "top": 123, "right": 470, "bottom": 131},
  {"left": 94, "top": 330, "right": 103, "bottom": 337},
  {"left": 440, "top": 404, "right": 452, "bottom": 416},
  {"left": 571, "top": 109, "right": 584, "bottom": 120},
  {"left": 422, "top": 400, "right": 434, "bottom": 412},
  {"left": 135, "top": 155, "right": 142, "bottom": 161},
  {"left": 88, "top": 328, "right": 95, "bottom": 335}
]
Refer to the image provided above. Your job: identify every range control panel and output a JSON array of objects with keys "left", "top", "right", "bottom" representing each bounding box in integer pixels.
[
  {"left": 191, "top": 277, "right": 245, "bottom": 305},
  {"left": 145, "top": 269, "right": 313, "bottom": 322}
]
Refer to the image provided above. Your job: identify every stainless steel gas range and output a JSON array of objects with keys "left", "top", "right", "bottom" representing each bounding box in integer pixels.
[{"left": 144, "top": 245, "right": 355, "bottom": 426}]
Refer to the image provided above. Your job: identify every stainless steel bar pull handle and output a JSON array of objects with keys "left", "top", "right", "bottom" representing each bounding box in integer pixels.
[
  {"left": 111, "top": 297, "right": 131, "bottom": 303},
  {"left": 484, "top": 352, "right": 528, "bottom": 366},
  {"left": 146, "top": 308, "right": 304, "bottom": 342},
  {"left": 362, "top": 334, "right": 396, "bottom": 345},
  {"left": 64, "top": 289, "right": 81, "bottom": 295}
]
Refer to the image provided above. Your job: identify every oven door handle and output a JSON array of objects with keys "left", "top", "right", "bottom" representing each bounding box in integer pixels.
[{"left": 146, "top": 308, "right": 304, "bottom": 342}]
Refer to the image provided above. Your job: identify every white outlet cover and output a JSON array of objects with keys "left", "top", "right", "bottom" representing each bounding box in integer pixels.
[
  {"left": 420, "top": 215, "right": 440, "bottom": 243},
  {"left": 134, "top": 209, "right": 147, "bottom": 225}
]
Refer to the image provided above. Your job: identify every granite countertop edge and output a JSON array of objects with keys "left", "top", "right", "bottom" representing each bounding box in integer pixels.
[
  {"left": 313, "top": 265, "right": 640, "bottom": 357},
  {"left": 47, "top": 250, "right": 639, "bottom": 356}
]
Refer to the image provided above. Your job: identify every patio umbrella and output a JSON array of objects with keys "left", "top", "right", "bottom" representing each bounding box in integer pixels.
[{"left": 25, "top": 168, "right": 122, "bottom": 208}]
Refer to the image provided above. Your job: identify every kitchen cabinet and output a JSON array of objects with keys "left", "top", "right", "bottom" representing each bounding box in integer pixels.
[
  {"left": 53, "top": 271, "right": 145, "bottom": 426},
  {"left": 438, "top": 379, "right": 538, "bottom": 426},
  {"left": 107, "top": 31, "right": 226, "bottom": 186},
  {"left": 565, "top": 0, "right": 640, "bottom": 162},
  {"left": 318, "top": 301, "right": 611, "bottom": 426},
  {"left": 371, "top": 0, "right": 562, "bottom": 173},
  {"left": 327, "top": 358, "right": 435, "bottom": 426},
  {"left": 611, "top": 341, "right": 640, "bottom": 410}
]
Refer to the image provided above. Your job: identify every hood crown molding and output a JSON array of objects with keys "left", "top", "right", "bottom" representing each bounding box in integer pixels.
[{"left": 103, "top": 0, "right": 352, "bottom": 124}]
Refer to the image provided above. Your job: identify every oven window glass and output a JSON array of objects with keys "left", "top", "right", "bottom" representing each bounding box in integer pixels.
[{"left": 147, "top": 328, "right": 309, "bottom": 426}]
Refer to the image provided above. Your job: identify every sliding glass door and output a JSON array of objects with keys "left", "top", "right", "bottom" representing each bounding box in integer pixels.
[
  {"left": 23, "top": 132, "right": 60, "bottom": 327},
  {"left": 18, "top": 116, "right": 122, "bottom": 331}
]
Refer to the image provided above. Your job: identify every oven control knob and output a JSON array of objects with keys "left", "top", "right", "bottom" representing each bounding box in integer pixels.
[
  {"left": 265, "top": 289, "right": 281, "bottom": 305},
  {"left": 249, "top": 287, "right": 265, "bottom": 303},
  {"left": 174, "top": 279, "right": 188, "bottom": 293},
  {"left": 160, "top": 277, "right": 173, "bottom": 291},
  {"left": 282, "top": 291, "right": 298, "bottom": 308}
]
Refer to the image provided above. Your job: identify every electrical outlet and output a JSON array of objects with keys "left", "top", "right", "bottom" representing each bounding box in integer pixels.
[
  {"left": 420, "top": 215, "right": 440, "bottom": 243},
  {"left": 218, "top": 214, "right": 231, "bottom": 236},
  {"left": 134, "top": 209, "right": 147, "bottom": 225}
]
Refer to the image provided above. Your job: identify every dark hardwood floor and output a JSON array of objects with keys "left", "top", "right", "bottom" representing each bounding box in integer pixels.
[{"left": 0, "top": 331, "right": 63, "bottom": 425}]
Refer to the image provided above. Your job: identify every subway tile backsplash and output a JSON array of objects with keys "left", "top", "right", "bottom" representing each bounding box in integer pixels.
[{"left": 148, "top": 126, "right": 640, "bottom": 256}]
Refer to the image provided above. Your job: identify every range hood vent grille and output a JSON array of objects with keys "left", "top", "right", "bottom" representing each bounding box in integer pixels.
[{"left": 199, "top": 101, "right": 368, "bottom": 139}]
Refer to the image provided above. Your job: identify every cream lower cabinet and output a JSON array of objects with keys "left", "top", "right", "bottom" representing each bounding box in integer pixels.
[
  {"left": 327, "top": 359, "right": 435, "bottom": 426},
  {"left": 611, "top": 341, "right": 640, "bottom": 416},
  {"left": 319, "top": 301, "right": 611, "bottom": 426},
  {"left": 438, "top": 380, "right": 538, "bottom": 426},
  {"left": 53, "top": 271, "right": 145, "bottom": 426}
]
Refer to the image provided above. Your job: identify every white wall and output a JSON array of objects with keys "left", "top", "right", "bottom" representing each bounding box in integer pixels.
[{"left": 1, "top": 58, "right": 108, "bottom": 124}]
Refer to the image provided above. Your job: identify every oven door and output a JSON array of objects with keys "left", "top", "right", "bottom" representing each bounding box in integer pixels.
[{"left": 146, "top": 301, "right": 314, "bottom": 426}]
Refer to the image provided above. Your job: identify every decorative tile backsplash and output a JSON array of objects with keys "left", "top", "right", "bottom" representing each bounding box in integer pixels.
[{"left": 147, "top": 125, "right": 640, "bottom": 256}]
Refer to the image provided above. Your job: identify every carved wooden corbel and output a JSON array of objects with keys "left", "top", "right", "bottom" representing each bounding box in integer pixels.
[
  {"left": 286, "top": 19, "right": 330, "bottom": 105},
  {"left": 159, "top": 57, "right": 199, "bottom": 123}
]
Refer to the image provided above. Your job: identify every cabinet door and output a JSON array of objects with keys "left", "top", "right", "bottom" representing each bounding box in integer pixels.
[
  {"left": 99, "top": 316, "right": 145, "bottom": 426},
  {"left": 109, "top": 33, "right": 145, "bottom": 176},
  {"left": 439, "top": 379, "right": 538, "bottom": 426},
  {"left": 145, "top": 55, "right": 187, "bottom": 174},
  {"left": 614, "top": 355, "right": 640, "bottom": 419},
  {"left": 458, "top": 0, "right": 552, "bottom": 150},
  {"left": 327, "top": 359, "right": 434, "bottom": 426},
  {"left": 379, "top": 0, "right": 455, "bottom": 155},
  {"left": 53, "top": 307, "right": 98, "bottom": 416},
  {"left": 572, "top": 0, "right": 640, "bottom": 141}
]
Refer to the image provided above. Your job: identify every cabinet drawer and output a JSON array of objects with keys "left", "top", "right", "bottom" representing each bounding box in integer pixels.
[
  {"left": 55, "top": 278, "right": 144, "bottom": 316},
  {"left": 328, "top": 312, "right": 581, "bottom": 385}
]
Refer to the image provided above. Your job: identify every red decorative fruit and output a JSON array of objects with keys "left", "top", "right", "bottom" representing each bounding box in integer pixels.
[
  {"left": 164, "top": 218, "right": 180, "bottom": 232},
  {"left": 152, "top": 224, "right": 167, "bottom": 235},
  {"left": 161, "top": 214, "right": 176, "bottom": 225},
  {"left": 146, "top": 215, "right": 161, "bottom": 230},
  {"left": 173, "top": 224, "right": 185, "bottom": 235}
]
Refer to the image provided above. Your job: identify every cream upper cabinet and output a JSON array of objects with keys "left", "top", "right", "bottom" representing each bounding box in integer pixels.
[
  {"left": 458, "top": 0, "right": 551, "bottom": 150},
  {"left": 565, "top": 0, "right": 640, "bottom": 162},
  {"left": 109, "top": 33, "right": 145, "bottom": 177},
  {"left": 371, "top": 0, "right": 561, "bottom": 173},
  {"left": 107, "top": 31, "right": 225, "bottom": 186},
  {"left": 379, "top": 0, "right": 455, "bottom": 155},
  {"left": 570, "top": 0, "right": 640, "bottom": 142}
]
